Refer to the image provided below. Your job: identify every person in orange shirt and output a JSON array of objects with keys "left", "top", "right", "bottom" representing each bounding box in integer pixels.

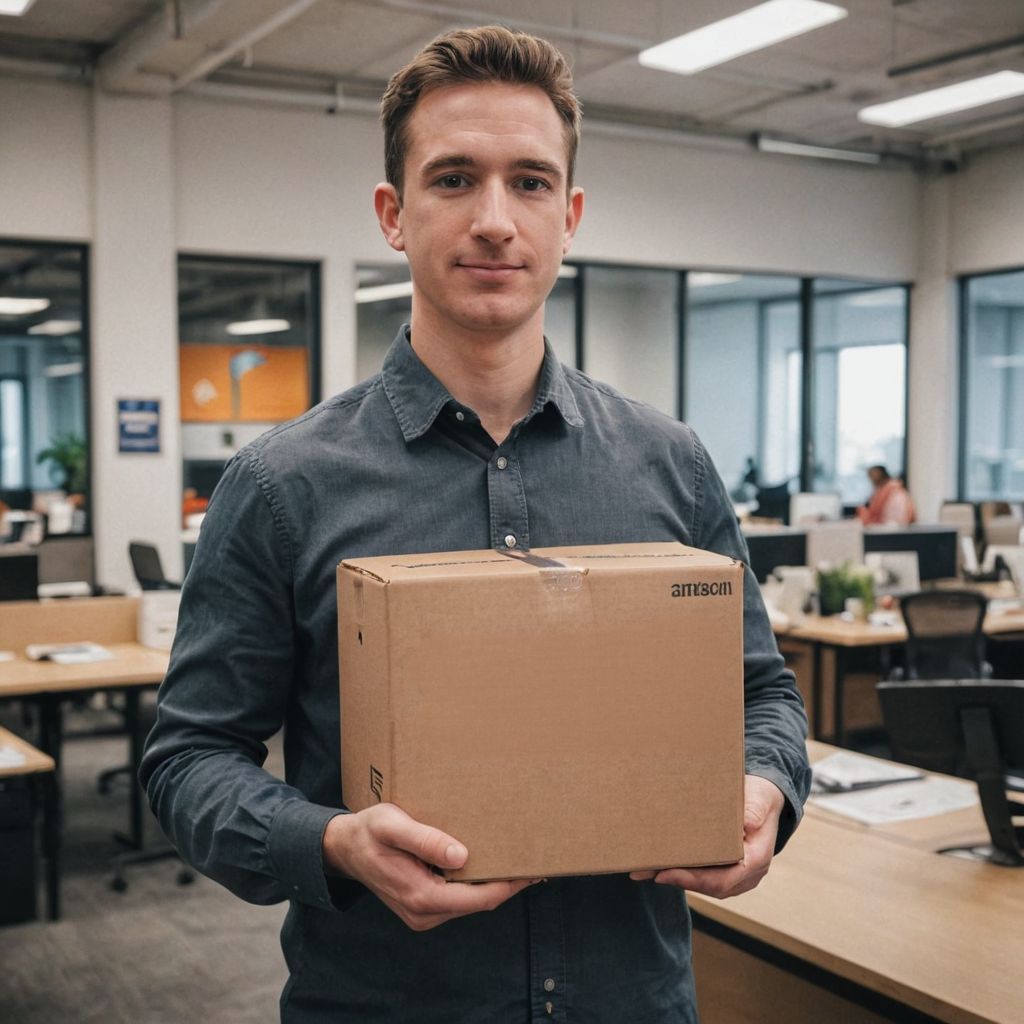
[{"left": 856, "top": 464, "right": 916, "bottom": 525}]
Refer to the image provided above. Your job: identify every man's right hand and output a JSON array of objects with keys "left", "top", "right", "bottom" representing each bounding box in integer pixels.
[{"left": 322, "top": 803, "right": 536, "bottom": 931}]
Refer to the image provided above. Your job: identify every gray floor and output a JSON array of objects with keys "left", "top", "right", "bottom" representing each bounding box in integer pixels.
[{"left": 0, "top": 701, "right": 289, "bottom": 1024}]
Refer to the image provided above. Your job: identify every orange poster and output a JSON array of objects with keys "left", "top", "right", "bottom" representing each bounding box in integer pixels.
[{"left": 180, "top": 345, "right": 309, "bottom": 423}]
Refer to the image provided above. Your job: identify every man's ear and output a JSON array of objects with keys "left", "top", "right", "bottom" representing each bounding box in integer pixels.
[
  {"left": 562, "top": 186, "right": 584, "bottom": 256},
  {"left": 374, "top": 183, "right": 405, "bottom": 252}
]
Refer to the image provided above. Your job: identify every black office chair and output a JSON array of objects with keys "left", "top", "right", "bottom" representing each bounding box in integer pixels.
[
  {"left": 892, "top": 590, "right": 991, "bottom": 681},
  {"left": 753, "top": 480, "right": 793, "bottom": 524},
  {"left": 129, "top": 541, "right": 181, "bottom": 591}
]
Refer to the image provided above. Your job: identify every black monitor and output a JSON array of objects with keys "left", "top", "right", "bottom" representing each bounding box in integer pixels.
[
  {"left": 0, "top": 552, "right": 39, "bottom": 601},
  {"left": 877, "top": 679, "right": 1024, "bottom": 867},
  {"left": 742, "top": 528, "right": 807, "bottom": 583},
  {"left": 864, "top": 526, "right": 958, "bottom": 582}
]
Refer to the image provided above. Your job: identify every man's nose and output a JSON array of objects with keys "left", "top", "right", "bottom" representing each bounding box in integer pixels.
[{"left": 470, "top": 181, "right": 516, "bottom": 244}]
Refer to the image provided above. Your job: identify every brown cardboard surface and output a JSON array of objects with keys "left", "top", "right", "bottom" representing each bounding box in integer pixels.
[{"left": 338, "top": 542, "right": 745, "bottom": 881}]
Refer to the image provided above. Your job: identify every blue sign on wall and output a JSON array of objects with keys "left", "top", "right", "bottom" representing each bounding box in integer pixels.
[{"left": 118, "top": 399, "right": 161, "bottom": 453}]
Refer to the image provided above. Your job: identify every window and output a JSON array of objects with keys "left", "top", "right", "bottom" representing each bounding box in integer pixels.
[
  {"left": 686, "top": 273, "right": 801, "bottom": 497},
  {"left": 961, "top": 268, "right": 1024, "bottom": 501},
  {"left": 177, "top": 255, "right": 320, "bottom": 500},
  {"left": 812, "top": 281, "right": 908, "bottom": 505},
  {"left": 0, "top": 240, "right": 89, "bottom": 530}
]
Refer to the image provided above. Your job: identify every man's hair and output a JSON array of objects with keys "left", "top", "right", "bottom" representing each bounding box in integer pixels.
[
  {"left": 380, "top": 25, "right": 582, "bottom": 196},
  {"left": 868, "top": 465, "right": 890, "bottom": 478}
]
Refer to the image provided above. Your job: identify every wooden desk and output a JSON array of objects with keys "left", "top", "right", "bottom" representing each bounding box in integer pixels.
[
  {"left": 691, "top": 741, "right": 1024, "bottom": 1024},
  {"left": 0, "top": 598, "right": 169, "bottom": 919},
  {"left": 777, "top": 602, "right": 1024, "bottom": 744}
]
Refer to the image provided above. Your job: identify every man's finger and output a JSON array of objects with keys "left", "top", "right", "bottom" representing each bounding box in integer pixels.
[{"left": 372, "top": 806, "right": 468, "bottom": 870}]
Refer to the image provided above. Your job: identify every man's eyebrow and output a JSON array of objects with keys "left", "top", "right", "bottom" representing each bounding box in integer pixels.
[{"left": 419, "top": 155, "right": 565, "bottom": 179}]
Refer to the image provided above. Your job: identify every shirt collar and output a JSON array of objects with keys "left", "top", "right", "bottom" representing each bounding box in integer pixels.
[{"left": 380, "top": 325, "right": 584, "bottom": 443}]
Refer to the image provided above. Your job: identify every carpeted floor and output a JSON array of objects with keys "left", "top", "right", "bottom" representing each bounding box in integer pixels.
[{"left": 0, "top": 700, "right": 289, "bottom": 1024}]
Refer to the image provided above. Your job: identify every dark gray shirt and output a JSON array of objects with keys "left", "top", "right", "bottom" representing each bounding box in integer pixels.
[{"left": 142, "top": 329, "right": 811, "bottom": 1023}]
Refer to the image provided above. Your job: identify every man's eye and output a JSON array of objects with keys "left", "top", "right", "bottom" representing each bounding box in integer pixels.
[
  {"left": 437, "top": 174, "right": 468, "bottom": 188},
  {"left": 518, "top": 177, "right": 549, "bottom": 192}
]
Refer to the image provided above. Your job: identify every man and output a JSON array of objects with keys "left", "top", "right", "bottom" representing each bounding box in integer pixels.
[
  {"left": 856, "top": 464, "right": 916, "bottom": 525},
  {"left": 142, "top": 26, "right": 810, "bottom": 1022}
]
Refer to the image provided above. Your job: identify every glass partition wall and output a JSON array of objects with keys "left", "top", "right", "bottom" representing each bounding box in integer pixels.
[
  {"left": 961, "top": 268, "right": 1024, "bottom": 501},
  {"left": 0, "top": 239, "right": 89, "bottom": 535},
  {"left": 177, "top": 255, "right": 320, "bottom": 504},
  {"left": 355, "top": 261, "right": 909, "bottom": 518}
]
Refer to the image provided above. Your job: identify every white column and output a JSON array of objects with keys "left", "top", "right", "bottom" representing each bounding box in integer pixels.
[
  {"left": 907, "top": 174, "right": 959, "bottom": 522},
  {"left": 91, "top": 88, "right": 182, "bottom": 590}
]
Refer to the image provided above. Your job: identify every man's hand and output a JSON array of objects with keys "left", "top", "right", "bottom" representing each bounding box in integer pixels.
[
  {"left": 629, "top": 774, "right": 785, "bottom": 899},
  {"left": 322, "top": 803, "right": 536, "bottom": 931}
]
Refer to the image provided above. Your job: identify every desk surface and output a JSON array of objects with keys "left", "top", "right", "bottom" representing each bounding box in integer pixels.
[
  {"left": 0, "top": 642, "right": 169, "bottom": 698},
  {"left": 0, "top": 725, "right": 55, "bottom": 777},
  {"left": 690, "top": 741, "right": 1024, "bottom": 1024},
  {"left": 778, "top": 603, "right": 1024, "bottom": 647}
]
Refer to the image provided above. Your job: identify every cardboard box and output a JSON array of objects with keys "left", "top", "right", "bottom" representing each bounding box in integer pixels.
[{"left": 338, "top": 542, "right": 744, "bottom": 881}]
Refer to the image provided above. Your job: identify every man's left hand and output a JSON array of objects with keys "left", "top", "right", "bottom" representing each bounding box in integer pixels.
[{"left": 629, "top": 774, "right": 785, "bottom": 899}]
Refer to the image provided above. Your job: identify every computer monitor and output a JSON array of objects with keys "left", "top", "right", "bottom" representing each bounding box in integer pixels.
[
  {"left": 864, "top": 526, "right": 958, "bottom": 582},
  {"left": 742, "top": 528, "right": 807, "bottom": 583},
  {"left": 0, "top": 551, "right": 39, "bottom": 601},
  {"left": 981, "top": 545, "right": 1024, "bottom": 595},
  {"left": 877, "top": 680, "right": 1024, "bottom": 867}
]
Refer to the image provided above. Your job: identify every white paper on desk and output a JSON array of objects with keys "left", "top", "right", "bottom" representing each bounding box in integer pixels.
[
  {"left": 24, "top": 641, "right": 114, "bottom": 665},
  {"left": 810, "top": 777, "right": 978, "bottom": 825},
  {"left": 0, "top": 745, "right": 28, "bottom": 769},
  {"left": 812, "top": 751, "right": 922, "bottom": 791}
]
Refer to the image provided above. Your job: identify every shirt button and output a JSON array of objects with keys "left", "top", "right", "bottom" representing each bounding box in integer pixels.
[
  {"left": 543, "top": 978, "right": 555, "bottom": 992},
  {"left": 504, "top": 534, "right": 517, "bottom": 549},
  {"left": 455, "top": 410, "right": 465, "bottom": 422},
  {"left": 545, "top": 1002, "right": 554, "bottom": 1015},
  {"left": 496, "top": 456, "right": 508, "bottom": 470}
]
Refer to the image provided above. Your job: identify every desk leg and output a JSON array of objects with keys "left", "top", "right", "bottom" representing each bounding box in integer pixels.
[
  {"left": 41, "top": 772, "right": 60, "bottom": 921},
  {"left": 811, "top": 644, "right": 823, "bottom": 741},
  {"left": 833, "top": 647, "right": 846, "bottom": 748},
  {"left": 124, "top": 688, "right": 145, "bottom": 850},
  {"left": 36, "top": 695, "right": 63, "bottom": 921}
]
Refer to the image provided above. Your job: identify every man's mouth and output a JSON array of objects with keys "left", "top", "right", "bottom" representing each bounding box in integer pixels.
[{"left": 455, "top": 260, "right": 526, "bottom": 282}]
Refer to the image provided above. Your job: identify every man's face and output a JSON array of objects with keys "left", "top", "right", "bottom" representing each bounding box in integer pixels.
[
  {"left": 868, "top": 468, "right": 886, "bottom": 488},
  {"left": 375, "top": 81, "right": 584, "bottom": 339}
]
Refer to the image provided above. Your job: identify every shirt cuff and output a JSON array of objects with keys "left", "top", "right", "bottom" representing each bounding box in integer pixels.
[
  {"left": 267, "top": 800, "right": 364, "bottom": 911},
  {"left": 744, "top": 763, "right": 806, "bottom": 854}
]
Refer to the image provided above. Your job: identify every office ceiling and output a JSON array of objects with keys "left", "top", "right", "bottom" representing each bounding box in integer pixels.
[{"left": 1, "top": 0, "right": 1023, "bottom": 167}]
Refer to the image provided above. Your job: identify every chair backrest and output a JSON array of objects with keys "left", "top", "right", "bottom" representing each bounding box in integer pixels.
[
  {"left": 806, "top": 520, "right": 864, "bottom": 569},
  {"left": 938, "top": 501, "right": 976, "bottom": 531},
  {"left": 129, "top": 541, "right": 172, "bottom": 590},
  {"left": 899, "top": 590, "right": 988, "bottom": 680}
]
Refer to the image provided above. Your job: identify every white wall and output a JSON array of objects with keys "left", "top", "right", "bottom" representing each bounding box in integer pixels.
[{"left": 2, "top": 72, "right": 1020, "bottom": 587}]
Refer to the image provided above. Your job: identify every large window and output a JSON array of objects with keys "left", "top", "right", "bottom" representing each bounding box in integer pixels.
[
  {"left": 961, "top": 268, "right": 1024, "bottom": 501},
  {"left": 686, "top": 273, "right": 801, "bottom": 497},
  {"left": 0, "top": 240, "right": 89, "bottom": 533},
  {"left": 812, "top": 281, "right": 908, "bottom": 505},
  {"left": 177, "top": 255, "right": 320, "bottom": 501}
]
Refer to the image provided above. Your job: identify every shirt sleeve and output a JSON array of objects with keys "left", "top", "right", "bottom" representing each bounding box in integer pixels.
[
  {"left": 140, "top": 450, "right": 356, "bottom": 910},
  {"left": 690, "top": 432, "right": 812, "bottom": 851}
]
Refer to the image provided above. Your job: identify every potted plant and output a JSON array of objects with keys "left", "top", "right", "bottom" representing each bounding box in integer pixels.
[
  {"left": 35, "top": 433, "right": 87, "bottom": 494},
  {"left": 816, "top": 561, "right": 874, "bottom": 617}
]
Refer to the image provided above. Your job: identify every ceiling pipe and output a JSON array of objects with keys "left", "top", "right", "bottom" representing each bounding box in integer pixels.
[
  {"left": 171, "top": 0, "right": 322, "bottom": 92},
  {"left": 97, "top": 0, "right": 230, "bottom": 95}
]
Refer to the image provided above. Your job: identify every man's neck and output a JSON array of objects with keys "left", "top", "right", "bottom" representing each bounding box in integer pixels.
[{"left": 409, "top": 314, "right": 546, "bottom": 445}]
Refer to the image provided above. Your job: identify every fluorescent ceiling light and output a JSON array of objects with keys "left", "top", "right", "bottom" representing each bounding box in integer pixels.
[
  {"left": 638, "top": 0, "right": 847, "bottom": 76},
  {"left": 756, "top": 135, "right": 882, "bottom": 164},
  {"left": 44, "top": 362, "right": 83, "bottom": 378},
  {"left": 557, "top": 265, "right": 578, "bottom": 279},
  {"left": 0, "top": 296, "right": 50, "bottom": 315},
  {"left": 859, "top": 71, "right": 1024, "bottom": 128},
  {"left": 0, "top": 0, "right": 38, "bottom": 16},
  {"left": 355, "top": 281, "right": 414, "bottom": 304},
  {"left": 28, "top": 319, "right": 81, "bottom": 336},
  {"left": 225, "top": 318, "right": 291, "bottom": 335},
  {"left": 989, "top": 355, "right": 1024, "bottom": 369},
  {"left": 689, "top": 273, "right": 743, "bottom": 288}
]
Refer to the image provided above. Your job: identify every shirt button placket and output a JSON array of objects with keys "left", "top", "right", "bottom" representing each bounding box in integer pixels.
[{"left": 489, "top": 448, "right": 528, "bottom": 552}]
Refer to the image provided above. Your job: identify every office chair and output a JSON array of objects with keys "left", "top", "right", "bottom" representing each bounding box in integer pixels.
[
  {"left": 129, "top": 541, "right": 181, "bottom": 591},
  {"left": 892, "top": 590, "right": 991, "bottom": 681},
  {"left": 753, "top": 481, "right": 793, "bottom": 524}
]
